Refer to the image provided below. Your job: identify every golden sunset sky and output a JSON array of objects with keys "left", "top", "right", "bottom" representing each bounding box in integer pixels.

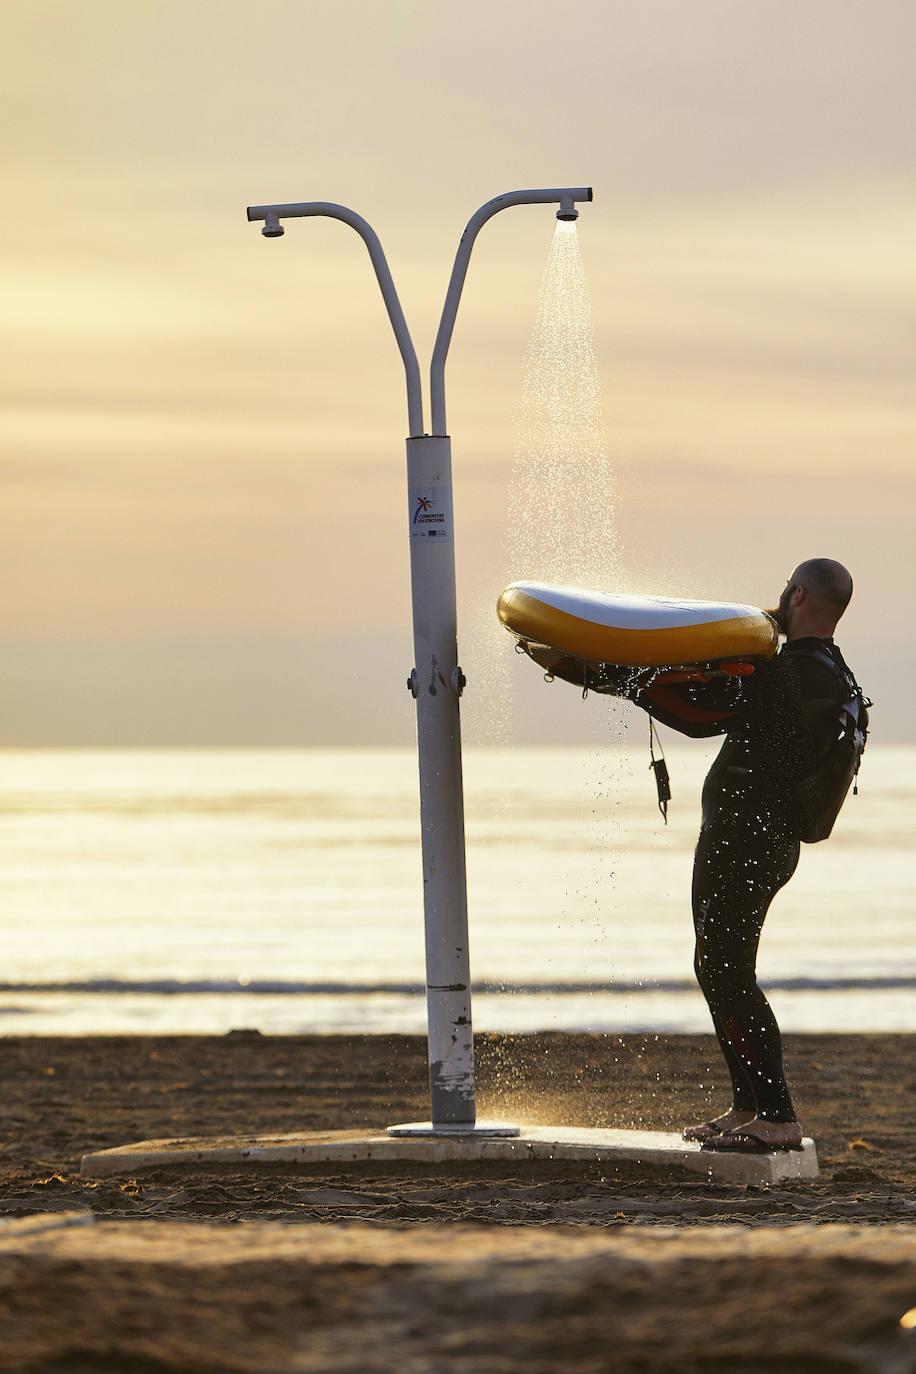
[{"left": 2, "top": 0, "right": 913, "bottom": 743}]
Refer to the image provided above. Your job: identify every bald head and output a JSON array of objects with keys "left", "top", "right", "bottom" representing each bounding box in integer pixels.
[
  {"left": 770, "top": 558, "right": 853, "bottom": 640},
  {"left": 792, "top": 559, "right": 853, "bottom": 617}
]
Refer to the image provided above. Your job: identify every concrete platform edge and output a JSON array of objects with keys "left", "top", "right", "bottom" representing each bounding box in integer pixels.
[{"left": 80, "top": 1127, "right": 819, "bottom": 1185}]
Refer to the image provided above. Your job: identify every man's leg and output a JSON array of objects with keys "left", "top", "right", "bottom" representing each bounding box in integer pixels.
[{"left": 691, "top": 820, "right": 800, "bottom": 1126}]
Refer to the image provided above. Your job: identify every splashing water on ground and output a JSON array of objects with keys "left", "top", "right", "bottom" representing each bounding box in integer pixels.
[{"left": 508, "top": 219, "right": 620, "bottom": 589}]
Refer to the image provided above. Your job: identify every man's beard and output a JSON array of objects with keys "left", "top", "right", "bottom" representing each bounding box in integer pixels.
[
  {"left": 766, "top": 590, "right": 791, "bottom": 635},
  {"left": 765, "top": 606, "right": 785, "bottom": 633}
]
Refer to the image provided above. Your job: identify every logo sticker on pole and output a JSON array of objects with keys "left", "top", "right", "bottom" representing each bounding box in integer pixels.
[{"left": 409, "top": 486, "right": 453, "bottom": 540}]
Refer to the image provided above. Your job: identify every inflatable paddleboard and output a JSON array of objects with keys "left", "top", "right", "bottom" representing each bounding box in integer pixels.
[
  {"left": 497, "top": 582, "right": 778, "bottom": 736},
  {"left": 498, "top": 583, "right": 777, "bottom": 668}
]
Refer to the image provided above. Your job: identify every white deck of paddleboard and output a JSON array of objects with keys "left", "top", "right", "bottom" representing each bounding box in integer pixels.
[
  {"left": 80, "top": 1126, "right": 818, "bottom": 1186},
  {"left": 503, "top": 583, "right": 764, "bottom": 629}
]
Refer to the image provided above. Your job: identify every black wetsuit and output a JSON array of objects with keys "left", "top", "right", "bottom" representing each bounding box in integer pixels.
[{"left": 691, "top": 638, "right": 848, "bottom": 1122}]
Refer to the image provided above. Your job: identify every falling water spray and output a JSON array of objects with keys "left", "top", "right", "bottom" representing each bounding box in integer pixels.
[
  {"left": 500, "top": 219, "right": 630, "bottom": 1064},
  {"left": 509, "top": 219, "right": 619, "bottom": 590}
]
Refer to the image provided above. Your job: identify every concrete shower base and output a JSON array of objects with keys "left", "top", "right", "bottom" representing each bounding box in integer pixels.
[{"left": 81, "top": 1125, "right": 819, "bottom": 1186}]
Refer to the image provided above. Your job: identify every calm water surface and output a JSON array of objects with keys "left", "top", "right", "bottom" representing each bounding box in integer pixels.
[{"left": 0, "top": 746, "right": 911, "bottom": 1034}]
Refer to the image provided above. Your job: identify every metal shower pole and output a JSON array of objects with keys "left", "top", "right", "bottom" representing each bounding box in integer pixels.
[{"left": 246, "top": 187, "right": 593, "bottom": 1133}]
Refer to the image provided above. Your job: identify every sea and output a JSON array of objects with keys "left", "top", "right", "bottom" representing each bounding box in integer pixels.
[{"left": 0, "top": 745, "right": 912, "bottom": 1037}]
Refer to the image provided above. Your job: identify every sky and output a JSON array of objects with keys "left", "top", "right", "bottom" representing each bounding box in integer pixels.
[{"left": 1, "top": 0, "right": 914, "bottom": 745}]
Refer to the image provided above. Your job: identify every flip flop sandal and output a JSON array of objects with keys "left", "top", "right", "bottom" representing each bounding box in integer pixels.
[
  {"left": 702, "top": 1127, "right": 803, "bottom": 1154},
  {"left": 682, "top": 1121, "right": 727, "bottom": 1142}
]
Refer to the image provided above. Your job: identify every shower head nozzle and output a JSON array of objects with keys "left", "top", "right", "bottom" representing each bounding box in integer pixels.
[
  {"left": 556, "top": 195, "right": 578, "bottom": 222},
  {"left": 262, "top": 212, "right": 284, "bottom": 238}
]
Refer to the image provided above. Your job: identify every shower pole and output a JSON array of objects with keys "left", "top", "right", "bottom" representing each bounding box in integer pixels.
[{"left": 246, "top": 188, "right": 592, "bottom": 1134}]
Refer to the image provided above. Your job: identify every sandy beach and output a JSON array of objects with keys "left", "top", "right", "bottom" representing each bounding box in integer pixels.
[{"left": 0, "top": 1031, "right": 914, "bottom": 1371}]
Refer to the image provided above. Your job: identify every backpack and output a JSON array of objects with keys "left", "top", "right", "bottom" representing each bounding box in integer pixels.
[{"left": 790, "top": 644, "right": 871, "bottom": 844}]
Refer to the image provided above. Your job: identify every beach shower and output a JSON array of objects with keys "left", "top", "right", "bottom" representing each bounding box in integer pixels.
[{"left": 246, "top": 187, "right": 593, "bottom": 1135}]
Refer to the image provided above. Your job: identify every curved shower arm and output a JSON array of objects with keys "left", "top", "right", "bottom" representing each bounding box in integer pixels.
[
  {"left": 247, "top": 201, "right": 425, "bottom": 438},
  {"left": 429, "top": 187, "right": 593, "bottom": 437}
]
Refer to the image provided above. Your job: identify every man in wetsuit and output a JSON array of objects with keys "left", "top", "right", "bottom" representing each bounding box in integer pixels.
[{"left": 683, "top": 558, "right": 855, "bottom": 1152}]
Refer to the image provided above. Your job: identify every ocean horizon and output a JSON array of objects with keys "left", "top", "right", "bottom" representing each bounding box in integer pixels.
[{"left": 1, "top": 744, "right": 912, "bottom": 1036}]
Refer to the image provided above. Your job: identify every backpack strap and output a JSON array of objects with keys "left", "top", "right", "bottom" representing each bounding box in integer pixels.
[
  {"left": 788, "top": 641, "right": 868, "bottom": 706},
  {"left": 788, "top": 640, "right": 847, "bottom": 685}
]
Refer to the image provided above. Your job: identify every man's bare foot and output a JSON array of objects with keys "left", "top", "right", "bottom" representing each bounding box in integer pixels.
[
  {"left": 703, "top": 1116, "right": 804, "bottom": 1152},
  {"left": 682, "top": 1108, "right": 756, "bottom": 1143}
]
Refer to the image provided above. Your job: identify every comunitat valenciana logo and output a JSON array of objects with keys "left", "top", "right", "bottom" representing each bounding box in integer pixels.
[{"left": 413, "top": 496, "right": 432, "bottom": 522}]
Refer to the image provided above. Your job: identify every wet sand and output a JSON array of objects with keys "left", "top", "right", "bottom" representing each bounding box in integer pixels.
[{"left": 0, "top": 1031, "right": 913, "bottom": 1371}]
